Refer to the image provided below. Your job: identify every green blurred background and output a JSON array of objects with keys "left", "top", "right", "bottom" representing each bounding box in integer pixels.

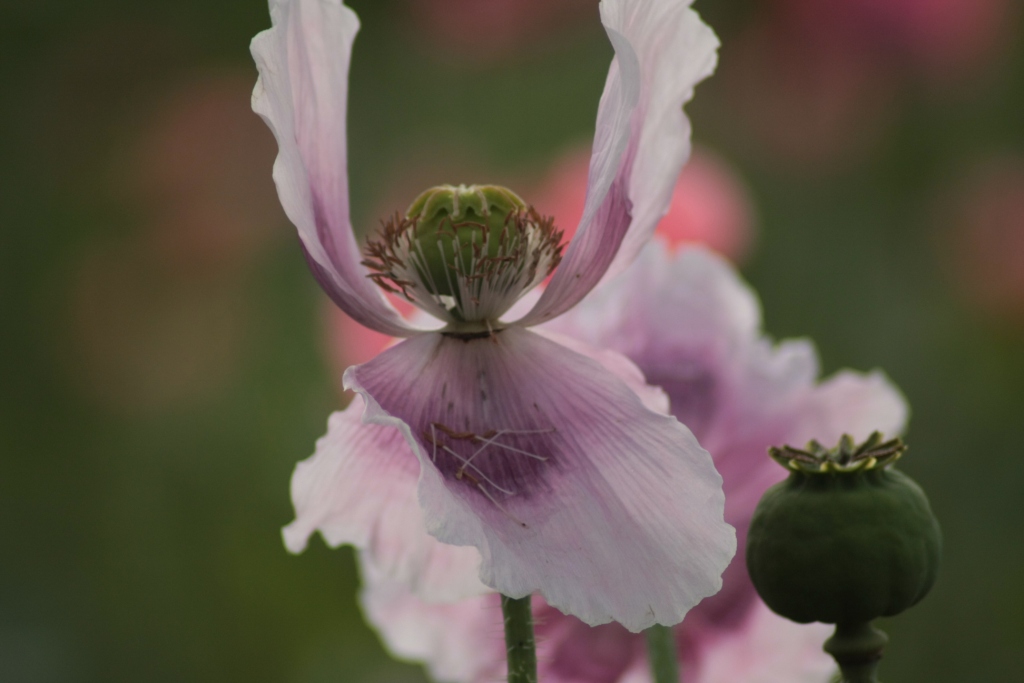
[{"left": 2, "top": 0, "right": 1022, "bottom": 681}]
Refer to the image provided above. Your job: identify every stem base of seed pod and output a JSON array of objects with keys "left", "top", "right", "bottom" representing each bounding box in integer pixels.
[{"left": 824, "top": 621, "right": 888, "bottom": 683}]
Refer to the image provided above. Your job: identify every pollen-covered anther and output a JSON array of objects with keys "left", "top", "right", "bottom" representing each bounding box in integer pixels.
[{"left": 362, "top": 184, "right": 564, "bottom": 327}]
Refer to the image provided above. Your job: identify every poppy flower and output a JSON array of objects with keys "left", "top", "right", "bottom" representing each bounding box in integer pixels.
[{"left": 253, "top": 0, "right": 731, "bottom": 630}]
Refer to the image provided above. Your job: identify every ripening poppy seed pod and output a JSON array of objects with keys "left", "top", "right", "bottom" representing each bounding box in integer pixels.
[{"left": 746, "top": 433, "right": 942, "bottom": 627}]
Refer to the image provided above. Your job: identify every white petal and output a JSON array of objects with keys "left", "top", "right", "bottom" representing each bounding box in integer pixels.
[
  {"left": 359, "top": 560, "right": 504, "bottom": 683},
  {"left": 251, "top": 0, "right": 416, "bottom": 336},
  {"left": 346, "top": 327, "right": 734, "bottom": 631},
  {"left": 543, "top": 242, "right": 908, "bottom": 629},
  {"left": 519, "top": 0, "right": 719, "bottom": 326},
  {"left": 284, "top": 395, "right": 486, "bottom": 602}
]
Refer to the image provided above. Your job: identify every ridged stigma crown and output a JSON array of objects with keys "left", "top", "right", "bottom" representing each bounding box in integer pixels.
[
  {"left": 768, "top": 431, "right": 906, "bottom": 474},
  {"left": 364, "top": 184, "right": 563, "bottom": 327}
]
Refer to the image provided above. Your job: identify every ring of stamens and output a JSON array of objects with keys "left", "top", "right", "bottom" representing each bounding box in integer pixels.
[{"left": 362, "top": 186, "right": 563, "bottom": 329}]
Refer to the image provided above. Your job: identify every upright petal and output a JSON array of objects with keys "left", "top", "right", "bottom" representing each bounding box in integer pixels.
[
  {"left": 346, "top": 326, "right": 735, "bottom": 632},
  {"left": 284, "top": 395, "right": 486, "bottom": 602},
  {"left": 518, "top": 0, "right": 719, "bottom": 326},
  {"left": 251, "top": 0, "right": 417, "bottom": 336}
]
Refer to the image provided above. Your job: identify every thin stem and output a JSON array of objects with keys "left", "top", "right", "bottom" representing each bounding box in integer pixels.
[
  {"left": 501, "top": 594, "right": 537, "bottom": 683},
  {"left": 824, "top": 621, "right": 888, "bottom": 683},
  {"left": 645, "top": 624, "right": 680, "bottom": 683}
]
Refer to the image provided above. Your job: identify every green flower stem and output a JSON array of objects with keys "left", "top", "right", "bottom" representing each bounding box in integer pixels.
[
  {"left": 645, "top": 624, "right": 680, "bottom": 683},
  {"left": 824, "top": 621, "right": 889, "bottom": 683},
  {"left": 501, "top": 594, "right": 537, "bottom": 683}
]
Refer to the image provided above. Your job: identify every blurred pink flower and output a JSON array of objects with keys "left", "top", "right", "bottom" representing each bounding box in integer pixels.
[
  {"left": 721, "top": 0, "right": 1014, "bottom": 171},
  {"left": 323, "top": 296, "right": 410, "bottom": 378},
  {"left": 408, "top": 0, "right": 594, "bottom": 59},
  {"left": 721, "top": 19, "right": 897, "bottom": 171},
  {"left": 943, "top": 156, "right": 1024, "bottom": 322},
  {"left": 67, "top": 69, "right": 283, "bottom": 413},
  {"left": 255, "top": 0, "right": 734, "bottom": 630},
  {"left": 533, "top": 146, "right": 755, "bottom": 262},
  {"left": 781, "top": 0, "right": 1013, "bottom": 81},
  {"left": 126, "top": 70, "right": 285, "bottom": 275},
  {"left": 338, "top": 242, "right": 907, "bottom": 682}
]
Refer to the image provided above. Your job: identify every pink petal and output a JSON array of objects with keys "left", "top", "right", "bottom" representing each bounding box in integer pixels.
[
  {"left": 660, "top": 149, "right": 755, "bottom": 261},
  {"left": 359, "top": 561, "right": 506, "bottom": 683},
  {"left": 357, "top": 243, "right": 896, "bottom": 683},
  {"left": 519, "top": 0, "right": 719, "bottom": 326},
  {"left": 283, "top": 395, "right": 486, "bottom": 602},
  {"left": 691, "top": 602, "right": 834, "bottom": 683},
  {"left": 543, "top": 242, "right": 907, "bottom": 630},
  {"left": 361, "top": 569, "right": 643, "bottom": 683},
  {"left": 532, "top": 145, "right": 755, "bottom": 263},
  {"left": 792, "top": 368, "right": 909, "bottom": 446},
  {"left": 251, "top": 0, "right": 416, "bottom": 336},
  {"left": 542, "top": 244, "right": 813, "bottom": 451},
  {"left": 345, "top": 326, "right": 734, "bottom": 632},
  {"left": 361, "top": 572, "right": 834, "bottom": 683},
  {"left": 533, "top": 328, "right": 671, "bottom": 416}
]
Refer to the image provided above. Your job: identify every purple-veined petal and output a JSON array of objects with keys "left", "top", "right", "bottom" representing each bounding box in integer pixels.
[
  {"left": 542, "top": 243, "right": 813, "bottom": 628},
  {"left": 283, "top": 395, "right": 486, "bottom": 602},
  {"left": 543, "top": 242, "right": 909, "bottom": 630},
  {"left": 541, "top": 242, "right": 818, "bottom": 513},
  {"left": 290, "top": 309, "right": 672, "bottom": 607},
  {"left": 345, "top": 326, "right": 735, "bottom": 632},
  {"left": 251, "top": 0, "right": 417, "bottom": 336},
  {"left": 517, "top": 0, "right": 719, "bottom": 327},
  {"left": 533, "top": 328, "right": 671, "bottom": 416},
  {"left": 355, "top": 242, "right": 889, "bottom": 681}
]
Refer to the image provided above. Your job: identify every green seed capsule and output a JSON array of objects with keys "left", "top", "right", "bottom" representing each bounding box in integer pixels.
[
  {"left": 363, "top": 184, "right": 562, "bottom": 327},
  {"left": 405, "top": 184, "right": 528, "bottom": 299},
  {"left": 746, "top": 433, "right": 942, "bottom": 625}
]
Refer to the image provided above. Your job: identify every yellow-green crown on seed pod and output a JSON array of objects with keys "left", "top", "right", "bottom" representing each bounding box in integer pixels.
[
  {"left": 769, "top": 432, "right": 907, "bottom": 473},
  {"left": 405, "top": 184, "right": 529, "bottom": 299},
  {"left": 747, "top": 432, "right": 942, "bottom": 626}
]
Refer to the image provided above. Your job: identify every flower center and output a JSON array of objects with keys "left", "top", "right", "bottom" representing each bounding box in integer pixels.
[{"left": 363, "top": 184, "right": 563, "bottom": 328}]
